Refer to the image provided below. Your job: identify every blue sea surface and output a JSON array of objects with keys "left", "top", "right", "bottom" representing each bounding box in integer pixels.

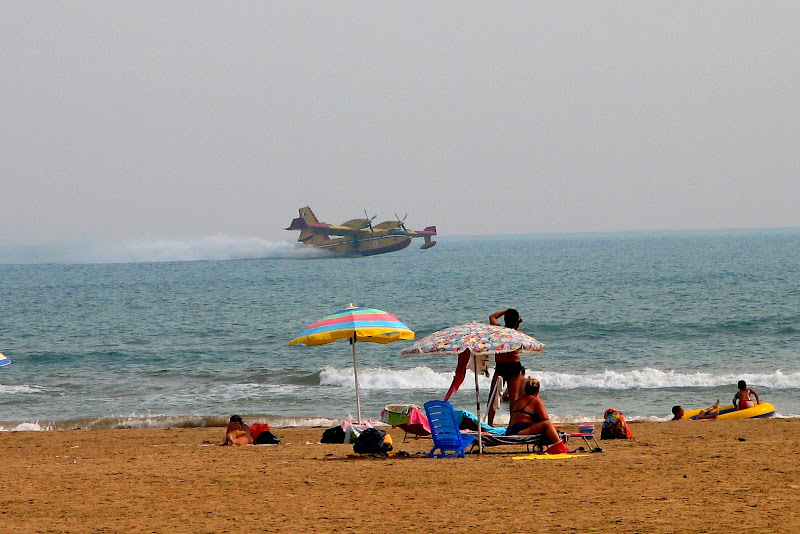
[{"left": 1, "top": 229, "right": 798, "bottom": 430}]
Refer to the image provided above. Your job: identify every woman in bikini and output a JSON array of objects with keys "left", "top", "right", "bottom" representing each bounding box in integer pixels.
[
  {"left": 505, "top": 378, "right": 568, "bottom": 454},
  {"left": 486, "top": 308, "right": 526, "bottom": 426}
]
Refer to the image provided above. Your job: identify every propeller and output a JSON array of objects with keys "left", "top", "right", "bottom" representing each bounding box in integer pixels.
[
  {"left": 394, "top": 213, "right": 408, "bottom": 231},
  {"left": 363, "top": 210, "right": 376, "bottom": 232}
]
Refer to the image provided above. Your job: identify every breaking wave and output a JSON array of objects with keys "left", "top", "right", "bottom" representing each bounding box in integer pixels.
[
  {"left": 0, "top": 384, "right": 45, "bottom": 395},
  {"left": 318, "top": 366, "right": 800, "bottom": 390},
  {"left": 0, "top": 414, "right": 348, "bottom": 432}
]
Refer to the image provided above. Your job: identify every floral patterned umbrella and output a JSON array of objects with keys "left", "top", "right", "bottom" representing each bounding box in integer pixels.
[
  {"left": 400, "top": 323, "right": 545, "bottom": 357},
  {"left": 401, "top": 322, "right": 545, "bottom": 453}
]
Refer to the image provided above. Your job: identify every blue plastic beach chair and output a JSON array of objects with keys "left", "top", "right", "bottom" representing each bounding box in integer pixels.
[{"left": 423, "top": 400, "right": 476, "bottom": 458}]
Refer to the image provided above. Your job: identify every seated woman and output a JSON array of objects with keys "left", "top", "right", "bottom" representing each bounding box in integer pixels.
[
  {"left": 222, "top": 414, "right": 253, "bottom": 446},
  {"left": 671, "top": 400, "right": 720, "bottom": 421},
  {"left": 505, "top": 378, "right": 568, "bottom": 454}
]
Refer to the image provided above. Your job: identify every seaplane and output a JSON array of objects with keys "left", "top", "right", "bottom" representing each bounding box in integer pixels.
[{"left": 286, "top": 206, "right": 437, "bottom": 256}]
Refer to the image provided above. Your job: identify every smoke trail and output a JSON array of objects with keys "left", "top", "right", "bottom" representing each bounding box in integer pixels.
[{"left": 0, "top": 236, "right": 330, "bottom": 264}]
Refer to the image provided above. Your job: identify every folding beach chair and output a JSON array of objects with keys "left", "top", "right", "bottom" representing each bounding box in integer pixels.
[
  {"left": 381, "top": 404, "right": 431, "bottom": 442},
  {"left": 568, "top": 424, "right": 602, "bottom": 453},
  {"left": 423, "top": 400, "right": 476, "bottom": 458}
]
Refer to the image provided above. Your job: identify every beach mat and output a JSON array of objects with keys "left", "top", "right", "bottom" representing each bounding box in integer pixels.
[{"left": 512, "top": 453, "right": 590, "bottom": 461}]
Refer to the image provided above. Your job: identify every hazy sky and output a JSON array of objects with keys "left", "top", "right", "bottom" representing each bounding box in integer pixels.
[{"left": 2, "top": 3, "right": 799, "bottom": 247}]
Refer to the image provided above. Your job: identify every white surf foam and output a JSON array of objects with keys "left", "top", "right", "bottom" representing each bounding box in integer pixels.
[
  {"left": 317, "top": 366, "right": 800, "bottom": 390},
  {"left": 0, "top": 384, "right": 44, "bottom": 395},
  {"left": 320, "top": 366, "right": 481, "bottom": 390},
  {"left": 537, "top": 368, "right": 800, "bottom": 390},
  {"left": 0, "top": 422, "right": 51, "bottom": 432}
]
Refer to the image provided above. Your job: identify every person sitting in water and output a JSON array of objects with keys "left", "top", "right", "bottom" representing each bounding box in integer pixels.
[
  {"left": 222, "top": 414, "right": 253, "bottom": 446},
  {"left": 505, "top": 377, "right": 568, "bottom": 454},
  {"left": 733, "top": 380, "right": 760, "bottom": 411},
  {"left": 671, "top": 400, "right": 720, "bottom": 421}
]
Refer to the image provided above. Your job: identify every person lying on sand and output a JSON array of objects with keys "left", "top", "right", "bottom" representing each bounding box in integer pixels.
[
  {"left": 505, "top": 377, "right": 568, "bottom": 454},
  {"left": 671, "top": 400, "right": 720, "bottom": 421},
  {"left": 222, "top": 414, "right": 253, "bottom": 445}
]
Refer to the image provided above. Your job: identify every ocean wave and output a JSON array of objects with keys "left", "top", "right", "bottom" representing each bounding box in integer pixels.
[
  {"left": 0, "top": 414, "right": 348, "bottom": 432},
  {"left": 0, "top": 422, "right": 53, "bottom": 432},
  {"left": 318, "top": 366, "right": 800, "bottom": 390},
  {"left": 538, "top": 368, "right": 800, "bottom": 390},
  {"left": 320, "top": 366, "right": 462, "bottom": 390},
  {"left": 0, "top": 384, "right": 45, "bottom": 395}
]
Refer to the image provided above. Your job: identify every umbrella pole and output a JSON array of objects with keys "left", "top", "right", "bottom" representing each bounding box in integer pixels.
[
  {"left": 351, "top": 337, "right": 362, "bottom": 423},
  {"left": 474, "top": 366, "right": 483, "bottom": 454}
]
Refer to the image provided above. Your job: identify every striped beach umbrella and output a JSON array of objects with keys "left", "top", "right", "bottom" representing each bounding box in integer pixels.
[
  {"left": 0, "top": 352, "right": 9, "bottom": 367},
  {"left": 290, "top": 304, "right": 414, "bottom": 422}
]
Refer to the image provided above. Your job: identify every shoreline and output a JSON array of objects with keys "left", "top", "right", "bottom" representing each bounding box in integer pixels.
[
  {"left": 2, "top": 419, "right": 799, "bottom": 533},
  {"left": 3, "top": 410, "right": 799, "bottom": 433}
]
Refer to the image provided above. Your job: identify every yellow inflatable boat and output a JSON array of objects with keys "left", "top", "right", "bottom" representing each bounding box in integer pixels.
[{"left": 685, "top": 402, "right": 775, "bottom": 420}]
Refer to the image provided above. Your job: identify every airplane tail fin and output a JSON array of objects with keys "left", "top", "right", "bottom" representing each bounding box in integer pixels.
[{"left": 286, "top": 207, "right": 329, "bottom": 243}]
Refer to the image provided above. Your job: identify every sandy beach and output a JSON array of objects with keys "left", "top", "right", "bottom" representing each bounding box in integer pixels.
[{"left": 2, "top": 419, "right": 799, "bottom": 533}]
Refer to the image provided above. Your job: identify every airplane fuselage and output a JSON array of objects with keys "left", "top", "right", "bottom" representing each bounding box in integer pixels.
[
  {"left": 306, "top": 234, "right": 412, "bottom": 256},
  {"left": 286, "top": 206, "right": 435, "bottom": 257}
]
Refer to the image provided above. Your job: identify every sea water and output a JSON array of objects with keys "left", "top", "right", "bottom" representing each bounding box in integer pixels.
[{"left": 1, "top": 229, "right": 799, "bottom": 431}]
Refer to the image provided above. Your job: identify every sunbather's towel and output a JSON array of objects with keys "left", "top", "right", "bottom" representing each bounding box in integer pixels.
[
  {"left": 381, "top": 404, "right": 419, "bottom": 425},
  {"left": 464, "top": 431, "right": 569, "bottom": 447},
  {"left": 468, "top": 354, "right": 491, "bottom": 377},
  {"left": 512, "top": 453, "right": 589, "bottom": 460},
  {"left": 454, "top": 411, "right": 507, "bottom": 435},
  {"left": 488, "top": 379, "right": 502, "bottom": 413},
  {"left": 342, "top": 421, "right": 374, "bottom": 444}
]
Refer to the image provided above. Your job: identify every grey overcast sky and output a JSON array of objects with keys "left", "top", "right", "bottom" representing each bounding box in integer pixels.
[{"left": 2, "top": 2, "right": 799, "bottom": 247}]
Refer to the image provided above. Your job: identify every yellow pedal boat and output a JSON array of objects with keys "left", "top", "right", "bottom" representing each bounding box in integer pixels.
[{"left": 685, "top": 402, "right": 775, "bottom": 420}]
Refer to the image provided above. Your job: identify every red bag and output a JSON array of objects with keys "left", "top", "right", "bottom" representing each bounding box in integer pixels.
[{"left": 249, "top": 423, "right": 271, "bottom": 441}]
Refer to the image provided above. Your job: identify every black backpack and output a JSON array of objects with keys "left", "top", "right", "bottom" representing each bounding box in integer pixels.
[
  {"left": 321, "top": 425, "right": 345, "bottom": 444},
  {"left": 352, "top": 428, "right": 391, "bottom": 455},
  {"left": 253, "top": 430, "right": 281, "bottom": 445}
]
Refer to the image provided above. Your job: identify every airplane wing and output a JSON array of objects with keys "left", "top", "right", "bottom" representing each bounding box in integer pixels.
[
  {"left": 285, "top": 217, "right": 365, "bottom": 237},
  {"left": 286, "top": 208, "right": 436, "bottom": 248}
]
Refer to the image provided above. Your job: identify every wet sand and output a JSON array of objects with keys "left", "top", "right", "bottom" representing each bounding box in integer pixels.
[{"left": 2, "top": 419, "right": 799, "bottom": 533}]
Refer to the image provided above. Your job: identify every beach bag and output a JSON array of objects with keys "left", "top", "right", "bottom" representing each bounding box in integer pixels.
[
  {"left": 352, "top": 428, "right": 392, "bottom": 455},
  {"left": 253, "top": 430, "right": 281, "bottom": 445},
  {"left": 600, "top": 408, "right": 633, "bottom": 440},
  {"left": 342, "top": 421, "right": 373, "bottom": 443},
  {"left": 249, "top": 423, "right": 271, "bottom": 441},
  {"left": 321, "top": 425, "right": 345, "bottom": 444}
]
